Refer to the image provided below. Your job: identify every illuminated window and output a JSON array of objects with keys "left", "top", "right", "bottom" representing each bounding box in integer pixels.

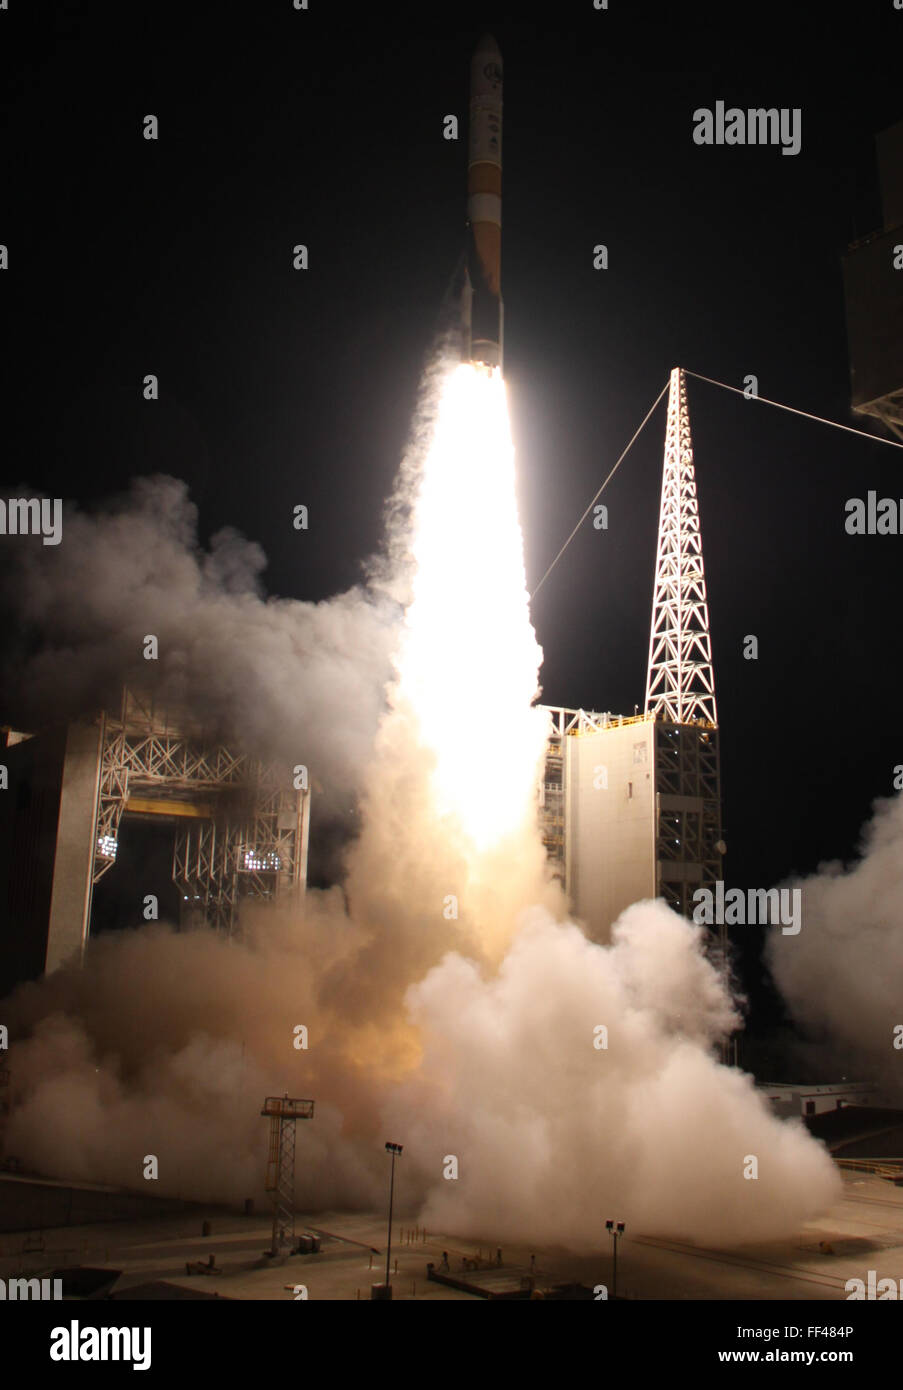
[{"left": 242, "top": 849, "right": 281, "bottom": 872}]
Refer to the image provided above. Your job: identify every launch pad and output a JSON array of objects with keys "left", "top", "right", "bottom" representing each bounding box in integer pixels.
[{"left": 2, "top": 1168, "right": 900, "bottom": 1301}]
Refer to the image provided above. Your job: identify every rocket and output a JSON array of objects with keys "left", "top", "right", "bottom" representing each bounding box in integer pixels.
[{"left": 463, "top": 34, "right": 503, "bottom": 371}]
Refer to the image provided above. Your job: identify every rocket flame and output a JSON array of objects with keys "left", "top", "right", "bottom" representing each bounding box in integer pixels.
[{"left": 393, "top": 364, "right": 547, "bottom": 852}]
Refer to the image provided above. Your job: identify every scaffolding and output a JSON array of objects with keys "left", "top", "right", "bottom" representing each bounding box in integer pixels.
[
  {"left": 653, "top": 720, "right": 723, "bottom": 924},
  {"left": 645, "top": 367, "right": 718, "bottom": 726},
  {"left": 261, "top": 1094, "right": 315, "bottom": 1254},
  {"left": 90, "top": 688, "right": 310, "bottom": 934},
  {"left": 645, "top": 368, "right": 723, "bottom": 924},
  {"left": 538, "top": 707, "right": 615, "bottom": 884}
]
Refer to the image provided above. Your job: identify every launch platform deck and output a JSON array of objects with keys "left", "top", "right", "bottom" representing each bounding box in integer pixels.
[{"left": 0, "top": 1170, "right": 901, "bottom": 1301}]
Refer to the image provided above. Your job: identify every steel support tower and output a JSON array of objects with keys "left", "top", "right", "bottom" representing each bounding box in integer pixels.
[
  {"left": 261, "top": 1094, "right": 315, "bottom": 1255},
  {"left": 645, "top": 367, "right": 717, "bottom": 725},
  {"left": 644, "top": 367, "right": 723, "bottom": 926},
  {"left": 537, "top": 367, "right": 725, "bottom": 941}
]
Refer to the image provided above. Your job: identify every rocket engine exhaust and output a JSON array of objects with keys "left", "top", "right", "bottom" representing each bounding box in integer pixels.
[{"left": 463, "top": 34, "right": 504, "bottom": 372}]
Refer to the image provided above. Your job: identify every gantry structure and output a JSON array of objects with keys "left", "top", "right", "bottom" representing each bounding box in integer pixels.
[
  {"left": 644, "top": 367, "right": 723, "bottom": 920},
  {"left": 91, "top": 687, "right": 310, "bottom": 935},
  {"left": 538, "top": 368, "right": 724, "bottom": 936},
  {"left": 645, "top": 367, "right": 717, "bottom": 725}
]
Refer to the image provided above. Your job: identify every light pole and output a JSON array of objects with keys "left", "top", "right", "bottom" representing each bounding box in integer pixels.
[
  {"left": 606, "top": 1219, "right": 625, "bottom": 1298},
  {"left": 385, "top": 1142, "right": 403, "bottom": 1292}
]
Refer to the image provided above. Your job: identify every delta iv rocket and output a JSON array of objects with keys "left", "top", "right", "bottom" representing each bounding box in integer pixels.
[{"left": 464, "top": 34, "right": 503, "bottom": 371}]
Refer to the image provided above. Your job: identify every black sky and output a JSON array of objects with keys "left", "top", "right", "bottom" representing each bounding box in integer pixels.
[{"left": 1, "top": 2, "right": 901, "bottom": 1034}]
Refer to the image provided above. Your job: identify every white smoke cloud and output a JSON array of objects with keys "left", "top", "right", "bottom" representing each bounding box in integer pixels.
[
  {"left": 0, "top": 475, "right": 398, "bottom": 813},
  {"left": 2, "top": 914, "right": 390, "bottom": 1211},
  {"left": 767, "top": 793, "right": 903, "bottom": 1094},
  {"left": 3, "top": 894, "right": 842, "bottom": 1244},
  {"left": 390, "top": 902, "right": 839, "bottom": 1248}
]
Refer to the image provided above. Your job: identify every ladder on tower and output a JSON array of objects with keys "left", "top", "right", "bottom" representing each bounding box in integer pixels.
[{"left": 260, "top": 1094, "right": 315, "bottom": 1256}]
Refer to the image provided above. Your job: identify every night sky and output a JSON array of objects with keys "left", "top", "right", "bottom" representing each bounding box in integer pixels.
[{"left": 2, "top": 2, "right": 901, "bottom": 1044}]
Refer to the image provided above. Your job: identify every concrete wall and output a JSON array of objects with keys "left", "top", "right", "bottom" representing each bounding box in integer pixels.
[
  {"left": 0, "top": 729, "right": 67, "bottom": 1000},
  {"left": 0, "top": 1174, "right": 197, "bottom": 1233},
  {"left": 565, "top": 723, "right": 656, "bottom": 943},
  {"left": 45, "top": 721, "right": 103, "bottom": 975}
]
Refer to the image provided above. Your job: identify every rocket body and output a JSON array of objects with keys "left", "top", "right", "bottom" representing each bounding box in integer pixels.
[{"left": 465, "top": 34, "right": 503, "bottom": 371}]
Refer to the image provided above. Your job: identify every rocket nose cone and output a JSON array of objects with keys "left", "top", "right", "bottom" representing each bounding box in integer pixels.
[
  {"left": 475, "top": 32, "right": 501, "bottom": 55},
  {"left": 472, "top": 32, "right": 502, "bottom": 90}
]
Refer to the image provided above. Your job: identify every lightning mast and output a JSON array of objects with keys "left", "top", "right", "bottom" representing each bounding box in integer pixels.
[
  {"left": 644, "top": 367, "right": 724, "bottom": 929},
  {"left": 645, "top": 367, "right": 718, "bottom": 723}
]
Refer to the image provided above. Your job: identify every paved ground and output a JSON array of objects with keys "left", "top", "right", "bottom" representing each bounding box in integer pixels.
[{"left": 0, "top": 1169, "right": 900, "bottom": 1300}]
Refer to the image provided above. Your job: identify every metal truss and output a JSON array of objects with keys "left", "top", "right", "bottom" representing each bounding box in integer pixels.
[
  {"left": 542, "top": 706, "right": 616, "bottom": 739},
  {"left": 93, "top": 721, "right": 129, "bottom": 882},
  {"left": 854, "top": 385, "right": 903, "bottom": 442},
  {"left": 174, "top": 778, "right": 306, "bottom": 934},
  {"left": 654, "top": 721, "right": 724, "bottom": 937},
  {"left": 537, "top": 707, "right": 610, "bottom": 882},
  {"left": 645, "top": 368, "right": 718, "bottom": 726},
  {"left": 538, "top": 749, "right": 565, "bottom": 882},
  {"left": 89, "top": 688, "right": 308, "bottom": 935},
  {"left": 261, "top": 1095, "right": 315, "bottom": 1253}
]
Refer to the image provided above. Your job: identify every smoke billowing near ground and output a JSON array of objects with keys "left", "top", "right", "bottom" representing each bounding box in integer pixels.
[
  {"left": 767, "top": 794, "right": 903, "bottom": 1099},
  {"left": 2, "top": 347, "right": 844, "bottom": 1248}
]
